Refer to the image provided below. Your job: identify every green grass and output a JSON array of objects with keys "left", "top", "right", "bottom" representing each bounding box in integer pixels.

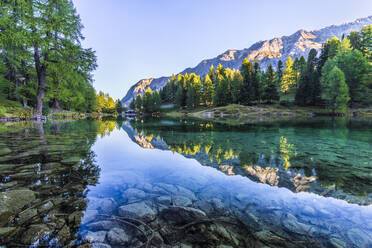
[{"left": 0, "top": 99, "right": 32, "bottom": 118}]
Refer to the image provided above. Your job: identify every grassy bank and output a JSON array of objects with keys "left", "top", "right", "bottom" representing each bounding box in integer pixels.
[{"left": 164, "top": 104, "right": 372, "bottom": 124}]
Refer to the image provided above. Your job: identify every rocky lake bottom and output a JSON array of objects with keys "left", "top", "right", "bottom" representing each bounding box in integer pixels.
[{"left": 0, "top": 118, "right": 371, "bottom": 247}]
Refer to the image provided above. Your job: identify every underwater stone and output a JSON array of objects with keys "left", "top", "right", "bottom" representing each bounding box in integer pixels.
[
  {"left": 0, "top": 227, "right": 17, "bottom": 238},
  {"left": 85, "top": 230, "right": 107, "bottom": 243},
  {"left": 329, "top": 236, "right": 347, "bottom": 248},
  {"left": 88, "top": 197, "right": 116, "bottom": 213},
  {"left": 21, "top": 224, "right": 50, "bottom": 244},
  {"left": 347, "top": 228, "right": 372, "bottom": 247},
  {"left": 82, "top": 209, "right": 99, "bottom": 224},
  {"left": 0, "top": 189, "right": 36, "bottom": 213},
  {"left": 92, "top": 243, "right": 111, "bottom": 248},
  {"left": 156, "top": 196, "right": 172, "bottom": 206},
  {"left": 173, "top": 195, "right": 192, "bottom": 207},
  {"left": 118, "top": 202, "right": 156, "bottom": 222},
  {"left": 0, "top": 164, "right": 13, "bottom": 171},
  {"left": 160, "top": 206, "right": 206, "bottom": 224},
  {"left": 18, "top": 207, "right": 38, "bottom": 224},
  {"left": 302, "top": 205, "right": 316, "bottom": 216},
  {"left": 87, "top": 220, "right": 121, "bottom": 231},
  {"left": 282, "top": 213, "right": 312, "bottom": 235},
  {"left": 107, "top": 227, "right": 130, "bottom": 245},
  {"left": 61, "top": 157, "right": 81, "bottom": 165},
  {"left": 0, "top": 148, "right": 11, "bottom": 156},
  {"left": 122, "top": 188, "right": 146, "bottom": 203}
]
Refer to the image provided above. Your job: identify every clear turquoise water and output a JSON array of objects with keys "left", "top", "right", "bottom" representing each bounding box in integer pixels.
[{"left": 0, "top": 118, "right": 371, "bottom": 247}]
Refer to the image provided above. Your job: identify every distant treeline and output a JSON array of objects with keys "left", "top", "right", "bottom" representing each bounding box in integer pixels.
[
  {"left": 131, "top": 25, "right": 371, "bottom": 114},
  {"left": 0, "top": 0, "right": 124, "bottom": 116}
]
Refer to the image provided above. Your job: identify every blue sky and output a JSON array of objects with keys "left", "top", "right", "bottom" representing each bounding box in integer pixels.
[{"left": 72, "top": 0, "right": 372, "bottom": 100}]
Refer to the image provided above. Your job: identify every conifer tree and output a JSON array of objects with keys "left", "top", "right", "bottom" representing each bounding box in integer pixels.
[
  {"left": 240, "top": 58, "right": 255, "bottom": 104},
  {"left": 263, "top": 64, "right": 279, "bottom": 103}
]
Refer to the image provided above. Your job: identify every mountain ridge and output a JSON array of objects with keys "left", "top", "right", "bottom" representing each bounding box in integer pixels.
[{"left": 122, "top": 16, "right": 372, "bottom": 106}]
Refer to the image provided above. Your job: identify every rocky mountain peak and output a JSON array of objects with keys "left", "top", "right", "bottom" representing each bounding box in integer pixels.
[{"left": 122, "top": 16, "right": 372, "bottom": 106}]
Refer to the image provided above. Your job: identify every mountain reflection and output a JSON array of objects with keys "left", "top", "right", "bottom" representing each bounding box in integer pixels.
[
  {"left": 125, "top": 117, "right": 372, "bottom": 205},
  {"left": 0, "top": 120, "right": 118, "bottom": 246}
]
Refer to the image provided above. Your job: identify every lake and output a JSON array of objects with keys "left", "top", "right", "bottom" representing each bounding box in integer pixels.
[{"left": 0, "top": 118, "right": 371, "bottom": 247}]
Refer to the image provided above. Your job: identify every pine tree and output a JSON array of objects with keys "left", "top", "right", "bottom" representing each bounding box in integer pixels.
[
  {"left": 295, "top": 49, "right": 321, "bottom": 106},
  {"left": 240, "top": 58, "right": 255, "bottom": 104},
  {"left": 263, "top": 64, "right": 279, "bottom": 103},
  {"left": 214, "top": 74, "right": 227, "bottom": 106},
  {"left": 231, "top": 71, "right": 242, "bottom": 104},
  {"left": 277, "top": 60, "right": 284, "bottom": 85},
  {"left": 253, "top": 61, "right": 261, "bottom": 101}
]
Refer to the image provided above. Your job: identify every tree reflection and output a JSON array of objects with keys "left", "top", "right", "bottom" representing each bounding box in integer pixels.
[
  {"left": 0, "top": 120, "right": 117, "bottom": 246},
  {"left": 125, "top": 118, "right": 372, "bottom": 203},
  {"left": 279, "top": 136, "right": 296, "bottom": 170}
]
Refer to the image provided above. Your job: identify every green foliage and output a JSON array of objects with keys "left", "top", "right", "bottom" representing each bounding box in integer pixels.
[
  {"left": 42, "top": 101, "right": 51, "bottom": 116},
  {"left": 240, "top": 59, "right": 255, "bottom": 104},
  {"left": 155, "top": 26, "right": 371, "bottom": 113},
  {"left": 336, "top": 49, "right": 370, "bottom": 105},
  {"left": 321, "top": 66, "right": 350, "bottom": 114},
  {"left": 0, "top": 0, "right": 97, "bottom": 115},
  {"left": 95, "top": 91, "right": 117, "bottom": 114},
  {"left": 132, "top": 88, "right": 161, "bottom": 113},
  {"left": 295, "top": 49, "right": 321, "bottom": 106},
  {"left": 263, "top": 64, "right": 279, "bottom": 103},
  {"left": 202, "top": 74, "right": 214, "bottom": 106}
]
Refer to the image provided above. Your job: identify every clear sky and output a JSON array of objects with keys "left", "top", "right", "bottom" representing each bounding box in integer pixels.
[{"left": 72, "top": 0, "right": 372, "bottom": 100}]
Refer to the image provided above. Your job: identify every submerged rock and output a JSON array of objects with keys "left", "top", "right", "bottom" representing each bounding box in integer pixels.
[
  {"left": 160, "top": 206, "right": 206, "bottom": 224},
  {"left": 122, "top": 188, "right": 146, "bottom": 203},
  {"left": 173, "top": 195, "right": 192, "bottom": 207},
  {"left": 18, "top": 207, "right": 37, "bottom": 224},
  {"left": 107, "top": 227, "right": 130, "bottom": 245},
  {"left": 118, "top": 202, "right": 156, "bottom": 222},
  {"left": 0, "top": 227, "right": 17, "bottom": 238},
  {"left": 88, "top": 197, "right": 116, "bottom": 214},
  {"left": 329, "top": 236, "right": 347, "bottom": 248},
  {"left": 21, "top": 224, "right": 50, "bottom": 245},
  {"left": 0, "top": 147, "right": 12, "bottom": 156},
  {"left": 87, "top": 220, "right": 121, "bottom": 231},
  {"left": 282, "top": 213, "right": 312, "bottom": 235},
  {"left": 0, "top": 189, "right": 36, "bottom": 214},
  {"left": 61, "top": 157, "right": 81, "bottom": 165},
  {"left": 91, "top": 243, "right": 111, "bottom": 248},
  {"left": 85, "top": 230, "right": 107, "bottom": 243},
  {"left": 347, "top": 228, "right": 372, "bottom": 247}
]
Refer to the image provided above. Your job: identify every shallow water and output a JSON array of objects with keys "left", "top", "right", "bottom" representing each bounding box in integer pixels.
[{"left": 0, "top": 118, "right": 371, "bottom": 247}]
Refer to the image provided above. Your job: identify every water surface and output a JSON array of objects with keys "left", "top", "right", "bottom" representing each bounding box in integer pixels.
[{"left": 0, "top": 118, "right": 371, "bottom": 247}]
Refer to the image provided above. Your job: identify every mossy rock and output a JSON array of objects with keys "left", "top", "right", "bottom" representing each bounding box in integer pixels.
[
  {"left": 0, "top": 227, "right": 18, "bottom": 239},
  {"left": 61, "top": 157, "right": 81, "bottom": 165},
  {"left": 0, "top": 147, "right": 11, "bottom": 156}
]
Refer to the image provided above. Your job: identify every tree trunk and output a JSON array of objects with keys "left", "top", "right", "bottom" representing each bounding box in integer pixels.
[
  {"left": 34, "top": 44, "right": 47, "bottom": 117},
  {"left": 53, "top": 98, "right": 60, "bottom": 110},
  {"left": 23, "top": 80, "right": 28, "bottom": 107}
]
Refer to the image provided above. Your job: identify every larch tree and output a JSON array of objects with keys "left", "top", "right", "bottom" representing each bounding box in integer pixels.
[{"left": 281, "top": 56, "right": 297, "bottom": 94}]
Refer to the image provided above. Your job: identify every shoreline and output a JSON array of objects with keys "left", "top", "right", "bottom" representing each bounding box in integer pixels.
[
  {"left": 163, "top": 104, "right": 372, "bottom": 124},
  {"left": 0, "top": 112, "right": 119, "bottom": 123}
]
